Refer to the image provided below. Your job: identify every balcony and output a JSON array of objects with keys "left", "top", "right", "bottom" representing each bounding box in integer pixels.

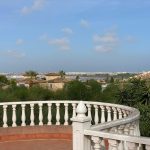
[{"left": 0, "top": 100, "right": 150, "bottom": 150}]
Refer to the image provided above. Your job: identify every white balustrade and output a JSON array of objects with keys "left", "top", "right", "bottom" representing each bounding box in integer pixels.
[
  {"left": 3, "top": 105, "right": 8, "bottom": 128},
  {"left": 124, "top": 124, "right": 130, "bottom": 135},
  {"left": 47, "top": 103, "right": 52, "bottom": 125},
  {"left": 56, "top": 103, "right": 60, "bottom": 125},
  {"left": 12, "top": 105, "right": 17, "bottom": 127},
  {"left": 112, "top": 107, "right": 117, "bottom": 121},
  {"left": 72, "top": 101, "right": 91, "bottom": 150},
  {"left": 91, "top": 136, "right": 102, "bottom": 150},
  {"left": 146, "top": 145, "right": 150, "bottom": 150},
  {"left": 30, "top": 104, "right": 35, "bottom": 126},
  {"left": 122, "top": 110, "right": 127, "bottom": 118},
  {"left": 21, "top": 104, "right": 26, "bottom": 126},
  {"left": 108, "top": 139, "right": 119, "bottom": 150},
  {"left": 106, "top": 106, "right": 112, "bottom": 122},
  {"left": 100, "top": 105, "right": 105, "bottom": 123},
  {"left": 117, "top": 108, "right": 122, "bottom": 119},
  {"left": 38, "top": 103, "right": 43, "bottom": 126},
  {"left": 0, "top": 101, "right": 139, "bottom": 128},
  {"left": 64, "top": 103, "right": 69, "bottom": 125},
  {"left": 94, "top": 105, "right": 99, "bottom": 125},
  {"left": 0, "top": 100, "right": 149, "bottom": 150},
  {"left": 86, "top": 104, "right": 92, "bottom": 119},
  {"left": 129, "top": 123, "right": 135, "bottom": 135},
  {"left": 117, "top": 125, "right": 124, "bottom": 150},
  {"left": 72, "top": 103, "right": 76, "bottom": 118},
  {"left": 127, "top": 142, "right": 138, "bottom": 150}
]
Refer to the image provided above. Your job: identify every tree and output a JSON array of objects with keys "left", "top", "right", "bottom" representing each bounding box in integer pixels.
[
  {"left": 110, "top": 76, "right": 114, "bottom": 83},
  {"left": 0, "top": 75, "right": 8, "bottom": 86},
  {"left": 25, "top": 70, "right": 38, "bottom": 79},
  {"left": 9, "top": 79, "right": 17, "bottom": 87},
  {"left": 76, "top": 75, "right": 80, "bottom": 80},
  {"left": 59, "top": 70, "right": 65, "bottom": 79},
  {"left": 101, "top": 83, "right": 119, "bottom": 103},
  {"left": 116, "top": 78, "right": 150, "bottom": 106},
  {"left": 85, "top": 80, "right": 102, "bottom": 100},
  {"left": 64, "top": 80, "right": 89, "bottom": 100}
]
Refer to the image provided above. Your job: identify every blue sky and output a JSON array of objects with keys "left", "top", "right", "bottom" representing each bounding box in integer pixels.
[{"left": 0, "top": 0, "right": 150, "bottom": 72}]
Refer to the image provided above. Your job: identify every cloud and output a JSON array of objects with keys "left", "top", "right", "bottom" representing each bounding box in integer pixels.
[
  {"left": 16, "top": 39, "right": 24, "bottom": 45},
  {"left": 39, "top": 33, "right": 48, "bottom": 40},
  {"left": 94, "top": 45, "right": 113, "bottom": 52},
  {"left": 61, "top": 28, "right": 73, "bottom": 34},
  {"left": 80, "top": 19, "right": 89, "bottom": 28},
  {"left": 1, "top": 50, "right": 26, "bottom": 58},
  {"left": 48, "top": 38, "right": 70, "bottom": 50},
  {"left": 126, "top": 36, "right": 136, "bottom": 43},
  {"left": 93, "top": 32, "right": 119, "bottom": 43},
  {"left": 93, "top": 31, "right": 119, "bottom": 52},
  {"left": 21, "top": 0, "right": 46, "bottom": 15}
]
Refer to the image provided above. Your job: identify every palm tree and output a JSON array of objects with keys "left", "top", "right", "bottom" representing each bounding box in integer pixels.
[
  {"left": 59, "top": 70, "right": 65, "bottom": 79},
  {"left": 25, "top": 70, "right": 38, "bottom": 79}
]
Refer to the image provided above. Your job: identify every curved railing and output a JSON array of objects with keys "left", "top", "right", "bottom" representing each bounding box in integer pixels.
[
  {"left": 0, "top": 100, "right": 149, "bottom": 150},
  {"left": 0, "top": 100, "right": 138, "bottom": 128}
]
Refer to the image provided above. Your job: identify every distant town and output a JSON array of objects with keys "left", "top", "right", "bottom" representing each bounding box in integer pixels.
[{"left": 0, "top": 70, "right": 150, "bottom": 91}]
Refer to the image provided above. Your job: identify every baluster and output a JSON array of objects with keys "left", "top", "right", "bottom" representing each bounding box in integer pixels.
[
  {"left": 56, "top": 103, "right": 60, "bottom": 125},
  {"left": 72, "top": 103, "right": 76, "bottom": 118},
  {"left": 106, "top": 106, "right": 112, "bottom": 122},
  {"left": 30, "top": 104, "right": 35, "bottom": 126},
  {"left": 118, "top": 125, "right": 125, "bottom": 134},
  {"left": 126, "top": 110, "right": 130, "bottom": 115},
  {"left": 3, "top": 105, "right": 8, "bottom": 128},
  {"left": 112, "top": 107, "right": 117, "bottom": 120},
  {"left": 94, "top": 105, "right": 99, "bottom": 125},
  {"left": 146, "top": 145, "right": 150, "bottom": 150},
  {"left": 127, "top": 142, "right": 138, "bottom": 150},
  {"left": 118, "top": 125, "right": 124, "bottom": 150},
  {"left": 100, "top": 106, "right": 105, "bottom": 123},
  {"left": 12, "top": 105, "right": 17, "bottom": 127},
  {"left": 108, "top": 139, "right": 119, "bottom": 150},
  {"left": 117, "top": 108, "right": 122, "bottom": 119},
  {"left": 110, "top": 127, "right": 118, "bottom": 133},
  {"left": 47, "top": 103, "right": 52, "bottom": 125},
  {"left": 124, "top": 124, "right": 130, "bottom": 135},
  {"left": 91, "top": 136, "right": 102, "bottom": 150},
  {"left": 39, "top": 103, "right": 43, "bottom": 126},
  {"left": 64, "top": 103, "right": 69, "bottom": 125},
  {"left": 123, "top": 124, "right": 130, "bottom": 150},
  {"left": 122, "top": 110, "right": 127, "bottom": 118},
  {"left": 129, "top": 123, "right": 135, "bottom": 135},
  {"left": 21, "top": 104, "right": 26, "bottom": 126},
  {"left": 86, "top": 104, "right": 92, "bottom": 119},
  {"left": 134, "top": 120, "right": 140, "bottom": 136}
]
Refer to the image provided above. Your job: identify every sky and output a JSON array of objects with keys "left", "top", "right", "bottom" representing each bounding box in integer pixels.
[{"left": 0, "top": 0, "right": 150, "bottom": 73}]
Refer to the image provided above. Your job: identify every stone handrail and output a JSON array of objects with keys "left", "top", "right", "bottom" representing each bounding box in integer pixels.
[
  {"left": 70, "top": 101, "right": 149, "bottom": 150},
  {"left": 84, "top": 129, "right": 150, "bottom": 150},
  {"left": 1, "top": 100, "right": 147, "bottom": 150},
  {"left": 0, "top": 100, "right": 138, "bottom": 128}
]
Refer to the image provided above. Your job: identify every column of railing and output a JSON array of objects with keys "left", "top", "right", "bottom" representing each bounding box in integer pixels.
[
  {"left": 0, "top": 101, "right": 133, "bottom": 128},
  {"left": 88, "top": 130, "right": 150, "bottom": 150},
  {"left": 85, "top": 102, "right": 131, "bottom": 126},
  {"left": 71, "top": 101, "right": 142, "bottom": 150},
  {"left": 1, "top": 101, "right": 79, "bottom": 128},
  {"left": 83, "top": 103, "right": 144, "bottom": 150}
]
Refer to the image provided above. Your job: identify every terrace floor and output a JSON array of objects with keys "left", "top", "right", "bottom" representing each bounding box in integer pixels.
[{"left": 0, "top": 125, "right": 72, "bottom": 150}]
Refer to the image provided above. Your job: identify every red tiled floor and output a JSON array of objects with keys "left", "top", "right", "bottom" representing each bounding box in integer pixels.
[
  {"left": 0, "top": 126, "right": 72, "bottom": 150},
  {"left": 0, "top": 139, "right": 72, "bottom": 150}
]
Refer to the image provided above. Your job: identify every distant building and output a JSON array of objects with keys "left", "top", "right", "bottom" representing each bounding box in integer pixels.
[
  {"left": 134, "top": 71, "right": 150, "bottom": 79},
  {"left": 45, "top": 73, "right": 61, "bottom": 81},
  {"left": 39, "top": 78, "right": 68, "bottom": 91}
]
